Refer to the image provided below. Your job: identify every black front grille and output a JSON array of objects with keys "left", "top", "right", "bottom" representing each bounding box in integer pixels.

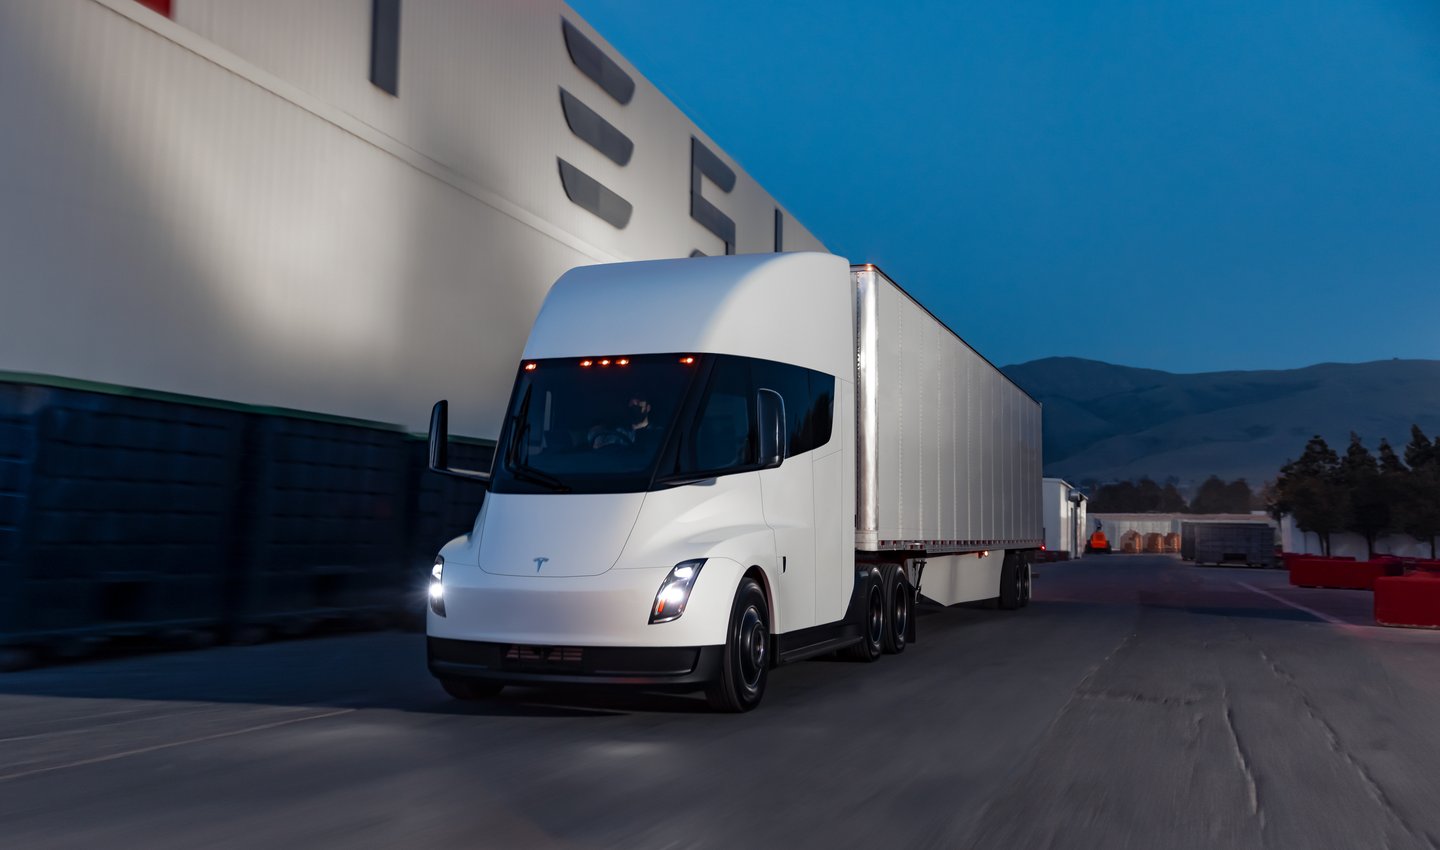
[{"left": 504, "top": 644, "right": 584, "bottom": 670}]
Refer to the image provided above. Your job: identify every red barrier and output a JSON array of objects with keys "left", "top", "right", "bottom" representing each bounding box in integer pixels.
[
  {"left": 1374, "top": 576, "right": 1440, "bottom": 629},
  {"left": 1288, "top": 558, "right": 1385, "bottom": 590},
  {"left": 1281, "top": 553, "right": 1355, "bottom": 570}
]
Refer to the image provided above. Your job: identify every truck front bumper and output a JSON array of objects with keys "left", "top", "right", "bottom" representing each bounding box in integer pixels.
[{"left": 428, "top": 638, "right": 723, "bottom": 690}]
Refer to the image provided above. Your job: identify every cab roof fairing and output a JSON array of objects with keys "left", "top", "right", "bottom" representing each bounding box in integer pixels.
[{"left": 520, "top": 252, "right": 854, "bottom": 380}]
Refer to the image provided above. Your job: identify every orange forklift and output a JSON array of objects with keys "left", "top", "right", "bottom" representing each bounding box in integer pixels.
[{"left": 1085, "top": 519, "right": 1111, "bottom": 554}]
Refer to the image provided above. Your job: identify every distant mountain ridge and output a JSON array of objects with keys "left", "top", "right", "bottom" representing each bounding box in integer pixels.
[{"left": 1000, "top": 357, "right": 1440, "bottom": 488}]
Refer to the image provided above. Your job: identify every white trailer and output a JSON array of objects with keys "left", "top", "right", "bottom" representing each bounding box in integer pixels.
[{"left": 426, "top": 253, "right": 1042, "bottom": 711}]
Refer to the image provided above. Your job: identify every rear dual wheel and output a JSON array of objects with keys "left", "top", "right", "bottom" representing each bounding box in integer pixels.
[
  {"left": 999, "top": 552, "right": 1034, "bottom": 610},
  {"left": 1020, "top": 557, "right": 1033, "bottom": 607},
  {"left": 843, "top": 575, "right": 885, "bottom": 662},
  {"left": 882, "top": 564, "right": 911, "bottom": 654}
]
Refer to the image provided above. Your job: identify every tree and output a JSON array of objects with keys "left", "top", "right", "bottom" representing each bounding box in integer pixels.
[
  {"left": 1189, "top": 476, "right": 1253, "bottom": 513},
  {"left": 1400, "top": 426, "right": 1440, "bottom": 558},
  {"left": 1340, "top": 433, "right": 1391, "bottom": 559},
  {"left": 1275, "top": 435, "right": 1346, "bottom": 556},
  {"left": 1260, "top": 480, "right": 1283, "bottom": 522},
  {"left": 1225, "top": 478, "right": 1255, "bottom": 512},
  {"left": 1158, "top": 482, "right": 1187, "bottom": 513},
  {"left": 1190, "top": 476, "right": 1229, "bottom": 513},
  {"left": 1089, "top": 477, "right": 1191, "bottom": 513},
  {"left": 1404, "top": 425, "right": 1435, "bottom": 470},
  {"left": 1378, "top": 439, "right": 1405, "bottom": 475}
]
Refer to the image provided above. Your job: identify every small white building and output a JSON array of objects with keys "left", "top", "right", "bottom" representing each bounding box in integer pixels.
[{"left": 1043, "top": 478, "right": 1088, "bottom": 557}]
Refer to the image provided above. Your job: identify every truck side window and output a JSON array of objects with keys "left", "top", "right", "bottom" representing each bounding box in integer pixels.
[
  {"left": 753, "top": 361, "right": 811, "bottom": 457},
  {"left": 805, "top": 371, "right": 835, "bottom": 451},
  {"left": 676, "top": 357, "right": 755, "bottom": 474}
]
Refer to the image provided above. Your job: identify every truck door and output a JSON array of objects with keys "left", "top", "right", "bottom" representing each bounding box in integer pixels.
[{"left": 754, "top": 362, "right": 817, "bottom": 632}]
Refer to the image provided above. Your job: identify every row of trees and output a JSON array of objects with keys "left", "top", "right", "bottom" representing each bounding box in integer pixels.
[
  {"left": 1087, "top": 476, "right": 1256, "bottom": 514},
  {"left": 1270, "top": 426, "right": 1440, "bottom": 558}
]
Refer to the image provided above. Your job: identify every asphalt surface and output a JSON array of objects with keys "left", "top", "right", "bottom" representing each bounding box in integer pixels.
[{"left": 3, "top": 555, "right": 1440, "bottom": 849}]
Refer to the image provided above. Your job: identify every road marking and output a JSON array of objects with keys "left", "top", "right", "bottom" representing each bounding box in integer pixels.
[
  {"left": 0, "top": 705, "right": 233, "bottom": 745},
  {"left": 0, "top": 707, "right": 355, "bottom": 783},
  {"left": 1235, "top": 581, "right": 1346, "bottom": 626}
]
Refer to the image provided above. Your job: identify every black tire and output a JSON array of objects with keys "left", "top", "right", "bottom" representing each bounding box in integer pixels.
[
  {"left": 706, "top": 577, "right": 770, "bottom": 713},
  {"left": 441, "top": 677, "right": 504, "bottom": 701},
  {"left": 1019, "top": 556, "right": 1033, "bottom": 608},
  {"left": 843, "top": 573, "right": 885, "bottom": 662},
  {"left": 998, "top": 553, "right": 1023, "bottom": 610},
  {"left": 882, "top": 564, "right": 910, "bottom": 654}
]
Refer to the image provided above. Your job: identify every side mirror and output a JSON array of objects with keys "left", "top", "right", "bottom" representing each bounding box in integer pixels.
[
  {"left": 756, "top": 389, "right": 786, "bottom": 470},
  {"left": 428, "top": 400, "right": 491, "bottom": 484}
]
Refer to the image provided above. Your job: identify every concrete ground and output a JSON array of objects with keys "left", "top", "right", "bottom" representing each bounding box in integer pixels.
[{"left": 2, "top": 555, "right": 1439, "bottom": 849}]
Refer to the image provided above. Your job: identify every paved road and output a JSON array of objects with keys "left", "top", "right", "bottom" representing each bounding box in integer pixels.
[{"left": 3, "top": 556, "right": 1439, "bottom": 849}]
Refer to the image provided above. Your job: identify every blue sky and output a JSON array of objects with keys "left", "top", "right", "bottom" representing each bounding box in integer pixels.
[{"left": 569, "top": 0, "right": 1440, "bottom": 373}]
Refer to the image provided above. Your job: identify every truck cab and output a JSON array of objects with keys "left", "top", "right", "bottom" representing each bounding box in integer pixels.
[{"left": 426, "top": 253, "right": 861, "bottom": 711}]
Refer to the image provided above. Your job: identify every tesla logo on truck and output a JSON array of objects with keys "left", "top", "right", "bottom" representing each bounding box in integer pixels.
[{"left": 534, "top": 557, "right": 550, "bottom": 572}]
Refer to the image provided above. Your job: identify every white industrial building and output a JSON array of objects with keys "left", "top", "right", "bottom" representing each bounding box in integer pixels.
[
  {"left": 1042, "top": 478, "right": 1087, "bottom": 557},
  {"left": 1279, "top": 517, "right": 1436, "bottom": 560},
  {"left": 0, "top": 0, "right": 828, "bottom": 438}
]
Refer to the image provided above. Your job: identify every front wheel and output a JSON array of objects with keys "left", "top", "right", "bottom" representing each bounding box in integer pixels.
[{"left": 706, "top": 577, "right": 770, "bottom": 713}]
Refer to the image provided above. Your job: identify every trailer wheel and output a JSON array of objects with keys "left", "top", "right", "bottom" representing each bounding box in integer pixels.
[
  {"left": 706, "top": 577, "right": 770, "bottom": 713},
  {"left": 844, "top": 576, "right": 885, "bottom": 662},
  {"left": 998, "top": 553, "right": 1023, "bottom": 610},
  {"left": 882, "top": 565, "right": 910, "bottom": 654},
  {"left": 1019, "top": 557, "right": 1033, "bottom": 608},
  {"left": 440, "top": 678, "right": 504, "bottom": 701}
]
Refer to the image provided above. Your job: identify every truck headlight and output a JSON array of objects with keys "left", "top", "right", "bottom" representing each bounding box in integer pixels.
[
  {"left": 430, "top": 556, "right": 446, "bottom": 617},
  {"left": 650, "top": 559, "right": 705, "bottom": 624}
]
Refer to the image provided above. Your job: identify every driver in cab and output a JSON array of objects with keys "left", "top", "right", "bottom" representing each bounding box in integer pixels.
[{"left": 587, "top": 397, "right": 651, "bottom": 449}]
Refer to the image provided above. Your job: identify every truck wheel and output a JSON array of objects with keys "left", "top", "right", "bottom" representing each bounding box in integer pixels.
[
  {"left": 706, "top": 578, "right": 770, "bottom": 713},
  {"left": 440, "top": 678, "right": 504, "bottom": 701},
  {"left": 998, "top": 553, "right": 1023, "bottom": 610},
  {"left": 1019, "top": 557, "right": 1033, "bottom": 608},
  {"left": 882, "top": 565, "right": 909, "bottom": 654},
  {"left": 844, "top": 576, "right": 885, "bottom": 662}
]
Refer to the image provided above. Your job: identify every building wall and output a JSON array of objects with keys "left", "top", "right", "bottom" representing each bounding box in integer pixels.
[
  {"left": 0, "top": 0, "right": 827, "bottom": 438},
  {"left": 1279, "top": 516, "right": 1437, "bottom": 559},
  {"left": 1090, "top": 512, "right": 1277, "bottom": 554},
  {"left": 1042, "top": 478, "right": 1086, "bottom": 555}
]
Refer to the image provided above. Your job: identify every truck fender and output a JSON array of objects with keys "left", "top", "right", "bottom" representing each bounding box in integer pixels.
[{"left": 684, "top": 557, "right": 777, "bottom": 645}]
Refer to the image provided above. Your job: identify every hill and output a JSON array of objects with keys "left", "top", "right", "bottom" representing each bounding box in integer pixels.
[{"left": 1000, "top": 357, "right": 1440, "bottom": 488}]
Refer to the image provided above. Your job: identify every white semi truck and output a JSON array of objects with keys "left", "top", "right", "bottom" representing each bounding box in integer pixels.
[{"left": 425, "top": 253, "right": 1042, "bottom": 711}]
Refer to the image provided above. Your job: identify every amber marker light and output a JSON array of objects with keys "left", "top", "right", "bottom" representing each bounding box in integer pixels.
[
  {"left": 616, "top": 358, "right": 630, "bottom": 366},
  {"left": 679, "top": 356, "right": 696, "bottom": 365},
  {"left": 580, "top": 359, "right": 594, "bottom": 367},
  {"left": 523, "top": 362, "right": 537, "bottom": 371}
]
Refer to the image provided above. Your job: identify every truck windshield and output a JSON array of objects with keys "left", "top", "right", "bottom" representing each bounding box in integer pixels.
[{"left": 489, "top": 354, "right": 702, "bottom": 494}]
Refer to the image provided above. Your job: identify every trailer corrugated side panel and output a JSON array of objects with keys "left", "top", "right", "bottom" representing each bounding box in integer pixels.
[{"left": 854, "top": 266, "right": 1042, "bottom": 553}]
